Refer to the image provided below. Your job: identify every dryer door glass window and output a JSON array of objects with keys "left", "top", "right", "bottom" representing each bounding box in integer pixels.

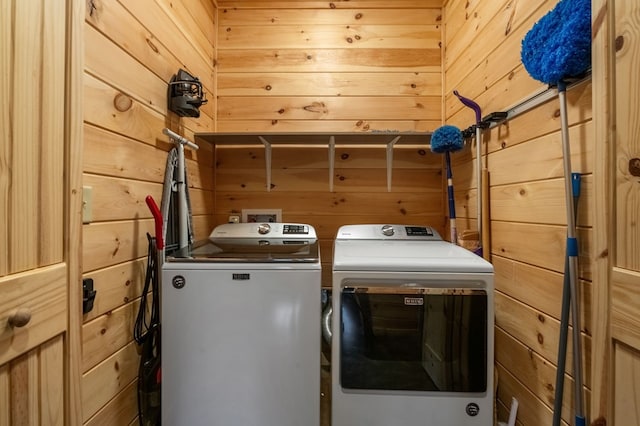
[{"left": 340, "top": 286, "right": 487, "bottom": 392}]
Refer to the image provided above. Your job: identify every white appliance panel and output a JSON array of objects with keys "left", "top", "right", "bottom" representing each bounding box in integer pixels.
[
  {"left": 331, "top": 270, "right": 494, "bottom": 426},
  {"left": 162, "top": 267, "right": 320, "bottom": 426},
  {"left": 331, "top": 225, "right": 494, "bottom": 426},
  {"left": 333, "top": 240, "right": 493, "bottom": 273}
]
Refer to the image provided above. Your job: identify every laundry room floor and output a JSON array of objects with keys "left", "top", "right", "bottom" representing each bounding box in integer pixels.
[{"left": 320, "top": 353, "right": 331, "bottom": 426}]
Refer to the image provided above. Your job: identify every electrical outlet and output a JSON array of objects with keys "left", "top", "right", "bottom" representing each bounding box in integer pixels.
[
  {"left": 242, "top": 209, "right": 282, "bottom": 223},
  {"left": 82, "top": 186, "right": 93, "bottom": 224}
]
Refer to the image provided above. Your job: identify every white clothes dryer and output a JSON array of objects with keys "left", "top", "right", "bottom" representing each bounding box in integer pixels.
[
  {"left": 332, "top": 224, "right": 494, "bottom": 426},
  {"left": 162, "top": 223, "right": 321, "bottom": 426}
]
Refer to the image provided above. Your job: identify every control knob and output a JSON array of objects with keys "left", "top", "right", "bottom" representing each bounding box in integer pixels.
[
  {"left": 381, "top": 225, "right": 395, "bottom": 236},
  {"left": 258, "top": 223, "right": 271, "bottom": 235}
]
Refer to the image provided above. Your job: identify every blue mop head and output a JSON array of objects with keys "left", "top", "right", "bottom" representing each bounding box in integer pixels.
[
  {"left": 430, "top": 125, "right": 464, "bottom": 154},
  {"left": 521, "top": 0, "right": 591, "bottom": 85}
]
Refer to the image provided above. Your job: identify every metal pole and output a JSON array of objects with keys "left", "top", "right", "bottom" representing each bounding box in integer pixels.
[{"left": 558, "top": 81, "right": 585, "bottom": 425}]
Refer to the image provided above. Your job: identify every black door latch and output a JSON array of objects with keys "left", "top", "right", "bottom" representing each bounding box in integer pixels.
[{"left": 83, "top": 278, "right": 97, "bottom": 314}]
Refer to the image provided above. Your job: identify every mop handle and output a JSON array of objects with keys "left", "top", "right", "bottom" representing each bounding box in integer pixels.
[
  {"left": 445, "top": 152, "right": 457, "bottom": 244},
  {"left": 163, "top": 128, "right": 199, "bottom": 151},
  {"left": 454, "top": 90, "right": 483, "bottom": 241},
  {"left": 145, "top": 195, "right": 164, "bottom": 250},
  {"left": 558, "top": 81, "right": 586, "bottom": 425},
  {"left": 551, "top": 172, "right": 581, "bottom": 426}
]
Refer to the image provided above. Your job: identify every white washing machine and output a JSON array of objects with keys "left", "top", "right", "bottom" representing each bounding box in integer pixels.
[
  {"left": 332, "top": 224, "right": 494, "bottom": 426},
  {"left": 162, "top": 223, "right": 321, "bottom": 426}
]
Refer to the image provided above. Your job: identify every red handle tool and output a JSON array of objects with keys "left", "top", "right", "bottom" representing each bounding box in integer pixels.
[{"left": 145, "top": 195, "right": 164, "bottom": 250}]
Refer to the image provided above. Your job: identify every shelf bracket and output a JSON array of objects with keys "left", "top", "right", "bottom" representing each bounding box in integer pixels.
[
  {"left": 385, "top": 136, "right": 401, "bottom": 192},
  {"left": 258, "top": 136, "right": 272, "bottom": 192}
]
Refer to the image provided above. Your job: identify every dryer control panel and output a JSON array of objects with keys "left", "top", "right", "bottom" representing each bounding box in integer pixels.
[{"left": 336, "top": 224, "right": 442, "bottom": 241}]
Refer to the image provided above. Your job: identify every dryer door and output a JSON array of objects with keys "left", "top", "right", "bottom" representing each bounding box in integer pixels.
[{"left": 340, "top": 286, "right": 487, "bottom": 393}]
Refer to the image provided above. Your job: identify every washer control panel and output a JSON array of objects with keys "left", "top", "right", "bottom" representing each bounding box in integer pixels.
[{"left": 210, "top": 222, "right": 316, "bottom": 240}]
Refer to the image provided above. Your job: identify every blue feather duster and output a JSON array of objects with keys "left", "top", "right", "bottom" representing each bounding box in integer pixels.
[
  {"left": 430, "top": 125, "right": 464, "bottom": 244},
  {"left": 521, "top": 0, "right": 591, "bottom": 84},
  {"left": 430, "top": 125, "right": 464, "bottom": 154}
]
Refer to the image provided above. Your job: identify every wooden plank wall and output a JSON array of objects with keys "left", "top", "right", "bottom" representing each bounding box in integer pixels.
[
  {"left": 443, "top": 0, "right": 593, "bottom": 424},
  {"left": 215, "top": 0, "right": 445, "bottom": 283},
  {"left": 81, "top": 0, "right": 216, "bottom": 423},
  {"left": 216, "top": 0, "right": 443, "bottom": 133}
]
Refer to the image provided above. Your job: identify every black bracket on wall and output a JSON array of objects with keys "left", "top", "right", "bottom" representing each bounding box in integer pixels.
[
  {"left": 460, "top": 71, "right": 592, "bottom": 139},
  {"left": 83, "top": 278, "right": 97, "bottom": 314},
  {"left": 461, "top": 111, "right": 508, "bottom": 139}
]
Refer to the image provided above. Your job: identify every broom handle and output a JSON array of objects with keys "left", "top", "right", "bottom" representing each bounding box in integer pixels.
[
  {"left": 481, "top": 168, "right": 490, "bottom": 261},
  {"left": 475, "top": 125, "right": 483, "bottom": 243},
  {"left": 453, "top": 90, "right": 483, "bottom": 248}
]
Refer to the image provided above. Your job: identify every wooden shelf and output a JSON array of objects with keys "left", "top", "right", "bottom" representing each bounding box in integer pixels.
[
  {"left": 195, "top": 132, "right": 433, "bottom": 192},
  {"left": 194, "top": 131, "right": 432, "bottom": 146}
]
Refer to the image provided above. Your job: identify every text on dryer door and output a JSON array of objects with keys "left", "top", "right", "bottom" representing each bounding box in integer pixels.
[{"left": 233, "top": 273, "right": 251, "bottom": 280}]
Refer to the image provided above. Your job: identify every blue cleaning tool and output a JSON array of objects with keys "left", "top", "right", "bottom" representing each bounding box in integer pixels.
[
  {"left": 431, "top": 125, "right": 465, "bottom": 244},
  {"left": 521, "top": 0, "right": 591, "bottom": 85},
  {"left": 521, "top": 1, "right": 590, "bottom": 425}
]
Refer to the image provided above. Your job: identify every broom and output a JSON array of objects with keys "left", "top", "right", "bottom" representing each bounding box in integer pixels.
[
  {"left": 430, "top": 125, "right": 465, "bottom": 244},
  {"left": 520, "top": 1, "right": 591, "bottom": 425},
  {"left": 453, "top": 90, "right": 488, "bottom": 259}
]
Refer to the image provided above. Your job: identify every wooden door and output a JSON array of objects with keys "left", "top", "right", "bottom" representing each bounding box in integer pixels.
[
  {"left": 610, "top": 0, "right": 640, "bottom": 423},
  {"left": 0, "top": 0, "right": 83, "bottom": 424},
  {"left": 592, "top": 0, "right": 640, "bottom": 424}
]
